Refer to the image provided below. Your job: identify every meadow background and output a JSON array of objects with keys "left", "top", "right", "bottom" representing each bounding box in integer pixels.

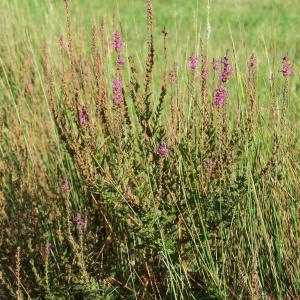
[{"left": 1, "top": 0, "right": 300, "bottom": 299}]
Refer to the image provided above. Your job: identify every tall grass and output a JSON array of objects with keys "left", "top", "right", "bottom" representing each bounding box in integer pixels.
[{"left": 1, "top": 0, "right": 300, "bottom": 299}]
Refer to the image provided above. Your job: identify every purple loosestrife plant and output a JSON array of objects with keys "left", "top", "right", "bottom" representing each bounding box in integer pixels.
[
  {"left": 280, "top": 55, "right": 292, "bottom": 77},
  {"left": 117, "top": 56, "right": 125, "bottom": 66},
  {"left": 79, "top": 107, "right": 89, "bottom": 126},
  {"left": 189, "top": 54, "right": 198, "bottom": 70},
  {"left": 220, "top": 56, "right": 233, "bottom": 83},
  {"left": 156, "top": 142, "right": 169, "bottom": 156},
  {"left": 212, "top": 58, "right": 218, "bottom": 74},
  {"left": 214, "top": 86, "right": 229, "bottom": 107},
  {"left": 112, "top": 31, "right": 125, "bottom": 103},
  {"left": 74, "top": 215, "right": 87, "bottom": 229},
  {"left": 112, "top": 79, "right": 123, "bottom": 104},
  {"left": 61, "top": 177, "right": 71, "bottom": 193},
  {"left": 169, "top": 62, "right": 178, "bottom": 85},
  {"left": 112, "top": 31, "right": 124, "bottom": 53}
]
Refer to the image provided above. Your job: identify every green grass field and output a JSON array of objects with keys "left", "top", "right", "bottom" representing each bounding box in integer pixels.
[{"left": 1, "top": 0, "right": 300, "bottom": 299}]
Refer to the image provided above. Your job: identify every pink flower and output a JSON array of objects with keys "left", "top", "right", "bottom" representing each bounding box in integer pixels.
[
  {"left": 220, "top": 56, "right": 233, "bottom": 83},
  {"left": 214, "top": 86, "right": 229, "bottom": 107},
  {"left": 61, "top": 177, "right": 71, "bottom": 193},
  {"left": 169, "top": 62, "right": 178, "bottom": 85},
  {"left": 112, "top": 79, "right": 123, "bottom": 104},
  {"left": 112, "top": 31, "right": 124, "bottom": 53},
  {"left": 113, "top": 79, "right": 123, "bottom": 90},
  {"left": 74, "top": 215, "right": 87, "bottom": 229},
  {"left": 79, "top": 107, "right": 89, "bottom": 126},
  {"left": 117, "top": 56, "right": 125, "bottom": 66},
  {"left": 212, "top": 58, "right": 218, "bottom": 74},
  {"left": 156, "top": 142, "right": 169, "bottom": 156},
  {"left": 189, "top": 54, "right": 198, "bottom": 70},
  {"left": 280, "top": 55, "right": 292, "bottom": 77}
]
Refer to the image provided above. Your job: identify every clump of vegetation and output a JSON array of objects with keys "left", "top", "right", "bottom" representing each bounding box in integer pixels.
[{"left": 1, "top": 0, "right": 300, "bottom": 299}]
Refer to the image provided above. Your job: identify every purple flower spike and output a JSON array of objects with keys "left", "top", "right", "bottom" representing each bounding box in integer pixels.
[
  {"left": 189, "top": 54, "right": 198, "bottom": 70},
  {"left": 169, "top": 62, "right": 178, "bottom": 85},
  {"left": 156, "top": 142, "right": 169, "bottom": 156},
  {"left": 220, "top": 56, "right": 233, "bottom": 83},
  {"left": 74, "top": 214, "right": 87, "bottom": 229},
  {"left": 117, "top": 56, "right": 125, "bottom": 66},
  {"left": 280, "top": 55, "right": 292, "bottom": 77},
  {"left": 113, "top": 79, "right": 123, "bottom": 90},
  {"left": 79, "top": 107, "right": 89, "bottom": 126},
  {"left": 112, "top": 31, "right": 124, "bottom": 53},
  {"left": 61, "top": 177, "right": 71, "bottom": 193},
  {"left": 214, "top": 86, "right": 229, "bottom": 107},
  {"left": 212, "top": 58, "right": 218, "bottom": 73},
  {"left": 112, "top": 79, "right": 123, "bottom": 104}
]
